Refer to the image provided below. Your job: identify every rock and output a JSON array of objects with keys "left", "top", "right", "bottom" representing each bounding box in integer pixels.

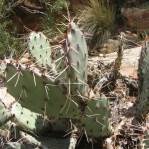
[
  {"left": 121, "top": 31, "right": 139, "bottom": 48},
  {"left": 119, "top": 47, "right": 141, "bottom": 79},
  {"left": 121, "top": 7, "right": 149, "bottom": 31},
  {"left": 89, "top": 46, "right": 142, "bottom": 79},
  {"left": 100, "top": 39, "right": 121, "bottom": 54}
]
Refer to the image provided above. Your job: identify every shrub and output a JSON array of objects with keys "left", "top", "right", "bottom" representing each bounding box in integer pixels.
[
  {"left": 0, "top": 1, "right": 22, "bottom": 57},
  {"left": 78, "top": 0, "right": 115, "bottom": 49},
  {"left": 0, "top": 21, "right": 22, "bottom": 57}
]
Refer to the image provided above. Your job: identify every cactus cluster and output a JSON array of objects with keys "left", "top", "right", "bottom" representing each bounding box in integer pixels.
[{"left": 0, "top": 21, "right": 111, "bottom": 149}]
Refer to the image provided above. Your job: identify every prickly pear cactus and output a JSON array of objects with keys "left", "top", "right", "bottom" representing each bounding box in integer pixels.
[
  {"left": 1, "top": 21, "right": 111, "bottom": 138},
  {"left": 5, "top": 62, "right": 110, "bottom": 137},
  {"left": 137, "top": 41, "right": 149, "bottom": 118},
  {"left": 28, "top": 32, "right": 52, "bottom": 68}
]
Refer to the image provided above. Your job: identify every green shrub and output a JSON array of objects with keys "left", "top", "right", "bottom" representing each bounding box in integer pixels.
[
  {"left": 0, "top": 21, "right": 22, "bottom": 57},
  {"left": 0, "top": 1, "right": 23, "bottom": 57},
  {"left": 78, "top": 0, "right": 115, "bottom": 49}
]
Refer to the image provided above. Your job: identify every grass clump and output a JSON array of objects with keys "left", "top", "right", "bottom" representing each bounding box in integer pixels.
[{"left": 78, "top": 0, "right": 115, "bottom": 49}]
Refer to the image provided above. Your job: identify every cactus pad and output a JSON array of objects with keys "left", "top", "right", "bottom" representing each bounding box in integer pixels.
[
  {"left": 28, "top": 32, "right": 52, "bottom": 68},
  {"left": 83, "top": 97, "right": 110, "bottom": 137},
  {"left": 64, "top": 21, "right": 88, "bottom": 95},
  {"left": 11, "top": 102, "right": 49, "bottom": 133}
]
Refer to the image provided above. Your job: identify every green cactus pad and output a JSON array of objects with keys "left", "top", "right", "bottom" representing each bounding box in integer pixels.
[
  {"left": 28, "top": 32, "right": 52, "bottom": 68},
  {"left": 65, "top": 21, "right": 88, "bottom": 95},
  {"left": 11, "top": 102, "right": 70, "bottom": 135},
  {"left": 83, "top": 97, "right": 110, "bottom": 137},
  {"left": 5, "top": 62, "right": 79, "bottom": 119},
  {"left": 11, "top": 102, "right": 49, "bottom": 133}
]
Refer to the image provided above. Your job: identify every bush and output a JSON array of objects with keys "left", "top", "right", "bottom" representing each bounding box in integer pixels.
[
  {"left": 0, "top": 1, "right": 22, "bottom": 57},
  {"left": 0, "top": 21, "right": 22, "bottom": 57},
  {"left": 78, "top": 0, "right": 115, "bottom": 49}
]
